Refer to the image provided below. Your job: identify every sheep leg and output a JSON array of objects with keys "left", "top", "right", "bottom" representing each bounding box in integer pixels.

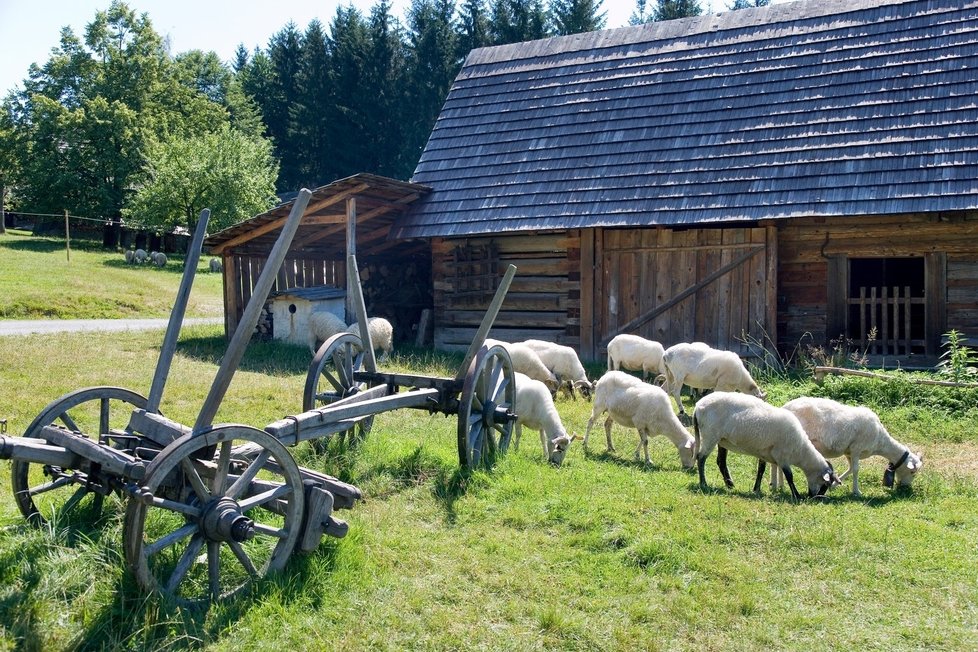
[
  {"left": 604, "top": 416, "right": 616, "bottom": 453},
  {"left": 634, "top": 428, "right": 651, "bottom": 466},
  {"left": 539, "top": 429, "right": 550, "bottom": 460},
  {"left": 697, "top": 454, "right": 709, "bottom": 489},
  {"left": 716, "top": 446, "right": 734, "bottom": 488},
  {"left": 781, "top": 465, "right": 802, "bottom": 500},
  {"left": 848, "top": 456, "right": 861, "bottom": 497},
  {"left": 583, "top": 411, "right": 598, "bottom": 449},
  {"left": 753, "top": 459, "right": 767, "bottom": 493},
  {"left": 513, "top": 423, "right": 522, "bottom": 451}
]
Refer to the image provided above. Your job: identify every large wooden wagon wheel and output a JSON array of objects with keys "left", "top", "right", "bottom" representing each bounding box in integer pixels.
[
  {"left": 11, "top": 386, "right": 149, "bottom": 525},
  {"left": 457, "top": 344, "right": 516, "bottom": 469},
  {"left": 123, "top": 425, "right": 304, "bottom": 607},
  {"left": 303, "top": 332, "right": 375, "bottom": 442}
]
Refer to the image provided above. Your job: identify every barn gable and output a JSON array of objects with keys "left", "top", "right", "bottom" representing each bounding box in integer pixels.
[{"left": 393, "top": 0, "right": 978, "bottom": 239}]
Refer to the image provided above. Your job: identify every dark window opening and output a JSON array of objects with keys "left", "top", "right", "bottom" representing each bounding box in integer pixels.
[{"left": 847, "top": 257, "right": 926, "bottom": 355}]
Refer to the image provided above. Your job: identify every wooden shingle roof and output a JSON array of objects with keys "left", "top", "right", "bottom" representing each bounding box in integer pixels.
[{"left": 391, "top": 0, "right": 978, "bottom": 239}]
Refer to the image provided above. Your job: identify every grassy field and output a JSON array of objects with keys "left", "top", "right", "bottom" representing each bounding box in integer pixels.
[
  {"left": 0, "top": 237, "right": 976, "bottom": 651},
  {"left": 0, "top": 229, "right": 224, "bottom": 319}
]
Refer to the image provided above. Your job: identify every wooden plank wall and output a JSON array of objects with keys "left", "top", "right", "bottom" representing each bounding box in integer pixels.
[
  {"left": 776, "top": 213, "right": 978, "bottom": 355},
  {"left": 589, "top": 226, "right": 770, "bottom": 360},
  {"left": 432, "top": 232, "right": 580, "bottom": 351},
  {"left": 222, "top": 254, "right": 345, "bottom": 336}
]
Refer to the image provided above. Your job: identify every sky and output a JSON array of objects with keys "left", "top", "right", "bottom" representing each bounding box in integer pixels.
[{"left": 0, "top": 0, "right": 789, "bottom": 98}]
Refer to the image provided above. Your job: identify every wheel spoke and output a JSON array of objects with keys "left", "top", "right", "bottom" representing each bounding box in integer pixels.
[
  {"left": 60, "top": 486, "right": 90, "bottom": 514},
  {"left": 26, "top": 475, "right": 74, "bottom": 497},
  {"left": 213, "top": 440, "right": 232, "bottom": 495},
  {"left": 145, "top": 522, "right": 199, "bottom": 557},
  {"left": 226, "top": 448, "right": 272, "bottom": 500},
  {"left": 99, "top": 398, "right": 110, "bottom": 435},
  {"left": 181, "top": 458, "right": 212, "bottom": 503},
  {"left": 253, "top": 521, "right": 290, "bottom": 539},
  {"left": 208, "top": 541, "right": 221, "bottom": 599},
  {"left": 238, "top": 483, "right": 293, "bottom": 512},
  {"left": 58, "top": 411, "right": 79, "bottom": 432},
  {"left": 228, "top": 540, "right": 260, "bottom": 577},
  {"left": 147, "top": 496, "right": 202, "bottom": 518},
  {"left": 165, "top": 534, "right": 204, "bottom": 594}
]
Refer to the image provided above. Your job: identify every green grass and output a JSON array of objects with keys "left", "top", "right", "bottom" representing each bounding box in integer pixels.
[
  {"left": 0, "top": 229, "right": 224, "bottom": 319},
  {"left": 0, "top": 327, "right": 975, "bottom": 651}
]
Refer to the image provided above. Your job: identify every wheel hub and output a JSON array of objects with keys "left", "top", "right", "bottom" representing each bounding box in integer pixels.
[
  {"left": 200, "top": 497, "right": 255, "bottom": 542},
  {"left": 482, "top": 399, "right": 496, "bottom": 426}
]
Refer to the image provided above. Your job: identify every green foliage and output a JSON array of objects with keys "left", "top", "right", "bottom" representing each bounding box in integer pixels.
[
  {"left": 124, "top": 125, "right": 278, "bottom": 232},
  {"left": 653, "top": 0, "right": 702, "bottom": 21},
  {"left": 551, "top": 0, "right": 608, "bottom": 36},
  {"left": 939, "top": 329, "right": 978, "bottom": 383}
]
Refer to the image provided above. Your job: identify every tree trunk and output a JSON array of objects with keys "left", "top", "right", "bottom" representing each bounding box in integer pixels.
[
  {"left": 102, "top": 214, "right": 121, "bottom": 248},
  {"left": 0, "top": 182, "right": 6, "bottom": 235}
]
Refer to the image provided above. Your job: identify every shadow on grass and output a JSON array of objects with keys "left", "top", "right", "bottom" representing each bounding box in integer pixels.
[{"left": 175, "top": 333, "right": 312, "bottom": 376}]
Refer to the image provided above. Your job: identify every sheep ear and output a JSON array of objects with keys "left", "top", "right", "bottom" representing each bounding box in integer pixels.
[
  {"left": 570, "top": 433, "right": 583, "bottom": 441},
  {"left": 684, "top": 440, "right": 693, "bottom": 449},
  {"left": 822, "top": 472, "right": 832, "bottom": 483}
]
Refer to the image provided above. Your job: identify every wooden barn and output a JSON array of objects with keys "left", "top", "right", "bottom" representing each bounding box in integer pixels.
[
  {"left": 204, "top": 174, "right": 431, "bottom": 344},
  {"left": 389, "top": 0, "right": 978, "bottom": 365}
]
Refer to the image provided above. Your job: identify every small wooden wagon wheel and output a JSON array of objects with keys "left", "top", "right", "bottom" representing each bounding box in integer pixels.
[
  {"left": 123, "top": 425, "right": 304, "bottom": 607},
  {"left": 11, "top": 386, "right": 149, "bottom": 525},
  {"left": 457, "top": 344, "right": 516, "bottom": 469},
  {"left": 303, "top": 332, "right": 375, "bottom": 441}
]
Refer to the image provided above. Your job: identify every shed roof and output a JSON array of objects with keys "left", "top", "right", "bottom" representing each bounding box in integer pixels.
[
  {"left": 391, "top": 0, "right": 978, "bottom": 239},
  {"left": 205, "top": 173, "right": 430, "bottom": 256}
]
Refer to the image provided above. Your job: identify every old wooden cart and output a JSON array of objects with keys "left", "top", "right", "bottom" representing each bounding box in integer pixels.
[{"left": 0, "top": 190, "right": 518, "bottom": 606}]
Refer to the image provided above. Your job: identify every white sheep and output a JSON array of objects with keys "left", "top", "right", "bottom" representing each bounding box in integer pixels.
[
  {"left": 512, "top": 372, "right": 580, "bottom": 465},
  {"left": 662, "top": 342, "right": 765, "bottom": 415},
  {"left": 347, "top": 317, "right": 394, "bottom": 361},
  {"left": 584, "top": 370, "right": 695, "bottom": 468},
  {"left": 693, "top": 392, "right": 840, "bottom": 499},
  {"left": 308, "top": 311, "right": 349, "bottom": 353},
  {"left": 780, "top": 396, "right": 923, "bottom": 496},
  {"left": 209, "top": 257, "right": 223, "bottom": 273},
  {"left": 520, "top": 339, "right": 593, "bottom": 400},
  {"left": 150, "top": 251, "right": 167, "bottom": 267},
  {"left": 606, "top": 334, "right": 666, "bottom": 381},
  {"left": 485, "top": 339, "right": 559, "bottom": 393},
  {"left": 124, "top": 249, "right": 135, "bottom": 264},
  {"left": 133, "top": 248, "right": 148, "bottom": 264}
]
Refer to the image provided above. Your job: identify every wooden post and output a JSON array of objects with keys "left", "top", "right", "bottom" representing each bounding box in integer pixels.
[
  {"left": 347, "top": 254, "right": 377, "bottom": 373},
  {"left": 146, "top": 209, "right": 210, "bottom": 413},
  {"left": 415, "top": 308, "right": 432, "bottom": 347},
  {"left": 194, "top": 189, "right": 311, "bottom": 432},
  {"left": 454, "top": 264, "right": 517, "bottom": 383},
  {"left": 64, "top": 210, "right": 70, "bottom": 262},
  {"left": 0, "top": 183, "right": 6, "bottom": 235},
  {"left": 345, "top": 197, "right": 357, "bottom": 323}
]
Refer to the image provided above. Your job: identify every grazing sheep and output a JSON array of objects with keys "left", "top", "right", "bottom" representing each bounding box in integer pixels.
[
  {"left": 485, "top": 339, "right": 559, "bottom": 393},
  {"left": 150, "top": 251, "right": 167, "bottom": 267},
  {"left": 209, "top": 257, "right": 223, "bottom": 273},
  {"left": 124, "top": 249, "right": 135, "bottom": 264},
  {"left": 308, "top": 311, "right": 349, "bottom": 353},
  {"left": 662, "top": 342, "right": 765, "bottom": 415},
  {"left": 520, "top": 339, "right": 593, "bottom": 400},
  {"left": 780, "top": 396, "right": 923, "bottom": 496},
  {"left": 512, "top": 372, "right": 580, "bottom": 465},
  {"left": 347, "top": 317, "right": 394, "bottom": 361},
  {"left": 606, "top": 334, "right": 666, "bottom": 381},
  {"left": 133, "top": 248, "right": 148, "bottom": 264},
  {"left": 584, "top": 371, "right": 695, "bottom": 469},
  {"left": 693, "top": 392, "right": 840, "bottom": 499}
]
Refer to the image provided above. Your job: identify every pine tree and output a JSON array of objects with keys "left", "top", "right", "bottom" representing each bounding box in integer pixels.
[
  {"left": 551, "top": 0, "right": 607, "bottom": 36},
  {"left": 266, "top": 22, "right": 305, "bottom": 190},
  {"left": 652, "top": 0, "right": 702, "bottom": 21},
  {"left": 365, "top": 1, "right": 411, "bottom": 178},
  {"left": 326, "top": 7, "right": 372, "bottom": 182},
  {"left": 490, "top": 0, "right": 549, "bottom": 45},
  {"left": 293, "top": 19, "right": 332, "bottom": 187},
  {"left": 458, "top": 0, "right": 492, "bottom": 59},
  {"left": 731, "top": 0, "right": 770, "bottom": 9}
]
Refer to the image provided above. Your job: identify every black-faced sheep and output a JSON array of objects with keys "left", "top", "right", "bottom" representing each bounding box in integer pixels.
[
  {"left": 693, "top": 392, "right": 840, "bottom": 500},
  {"left": 780, "top": 396, "right": 923, "bottom": 496},
  {"left": 663, "top": 342, "right": 765, "bottom": 415},
  {"left": 584, "top": 370, "right": 695, "bottom": 469}
]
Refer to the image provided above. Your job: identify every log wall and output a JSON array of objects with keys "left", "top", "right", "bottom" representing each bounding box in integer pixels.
[
  {"left": 776, "top": 213, "right": 978, "bottom": 356},
  {"left": 431, "top": 232, "right": 581, "bottom": 351}
]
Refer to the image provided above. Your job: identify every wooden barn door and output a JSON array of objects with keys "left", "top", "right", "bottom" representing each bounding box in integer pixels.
[{"left": 589, "top": 226, "right": 776, "bottom": 358}]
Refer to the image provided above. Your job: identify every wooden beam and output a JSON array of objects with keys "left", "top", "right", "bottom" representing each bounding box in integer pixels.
[{"left": 211, "top": 184, "right": 369, "bottom": 254}]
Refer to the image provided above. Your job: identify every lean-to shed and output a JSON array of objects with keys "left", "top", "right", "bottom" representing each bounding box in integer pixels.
[
  {"left": 392, "top": 0, "right": 978, "bottom": 365},
  {"left": 205, "top": 173, "right": 430, "bottom": 343}
]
